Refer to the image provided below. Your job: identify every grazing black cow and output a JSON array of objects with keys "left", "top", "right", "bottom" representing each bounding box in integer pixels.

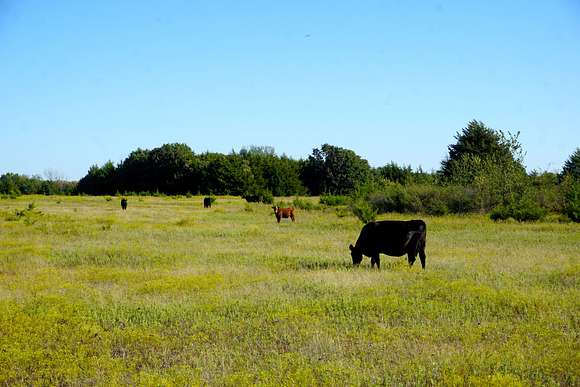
[
  {"left": 243, "top": 194, "right": 263, "bottom": 203},
  {"left": 203, "top": 197, "right": 212, "bottom": 208},
  {"left": 121, "top": 198, "right": 128, "bottom": 210},
  {"left": 349, "top": 220, "right": 426, "bottom": 269}
]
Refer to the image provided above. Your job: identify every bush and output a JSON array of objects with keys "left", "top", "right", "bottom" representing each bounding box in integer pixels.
[
  {"left": 292, "top": 198, "right": 320, "bottom": 211},
  {"left": 423, "top": 196, "right": 448, "bottom": 215},
  {"left": 443, "top": 185, "right": 480, "bottom": 213},
  {"left": 262, "top": 191, "right": 274, "bottom": 204},
  {"left": 350, "top": 200, "right": 377, "bottom": 223},
  {"left": 5, "top": 202, "right": 43, "bottom": 225},
  {"left": 562, "top": 178, "right": 580, "bottom": 222},
  {"left": 490, "top": 197, "right": 545, "bottom": 222},
  {"left": 335, "top": 206, "right": 350, "bottom": 218},
  {"left": 368, "top": 183, "right": 422, "bottom": 213},
  {"left": 320, "top": 194, "right": 349, "bottom": 206}
]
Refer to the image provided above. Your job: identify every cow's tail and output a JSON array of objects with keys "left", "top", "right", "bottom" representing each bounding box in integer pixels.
[{"left": 419, "top": 221, "right": 427, "bottom": 269}]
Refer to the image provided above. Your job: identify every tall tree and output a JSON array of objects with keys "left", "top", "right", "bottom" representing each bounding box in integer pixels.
[
  {"left": 561, "top": 148, "right": 580, "bottom": 180},
  {"left": 148, "top": 143, "right": 198, "bottom": 194},
  {"left": 116, "top": 148, "right": 152, "bottom": 193},
  {"left": 440, "top": 120, "right": 522, "bottom": 181},
  {"left": 77, "top": 161, "right": 117, "bottom": 195},
  {"left": 376, "top": 162, "right": 413, "bottom": 185},
  {"left": 301, "top": 144, "right": 371, "bottom": 195}
]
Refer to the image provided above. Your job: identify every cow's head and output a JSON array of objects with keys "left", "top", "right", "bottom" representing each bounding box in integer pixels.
[
  {"left": 349, "top": 244, "right": 363, "bottom": 265},
  {"left": 272, "top": 206, "right": 279, "bottom": 213}
]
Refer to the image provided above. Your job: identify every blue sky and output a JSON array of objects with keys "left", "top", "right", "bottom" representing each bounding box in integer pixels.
[{"left": 1, "top": 1, "right": 579, "bottom": 180}]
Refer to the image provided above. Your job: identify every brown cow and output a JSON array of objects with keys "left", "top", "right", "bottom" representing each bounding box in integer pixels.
[{"left": 272, "top": 206, "right": 295, "bottom": 223}]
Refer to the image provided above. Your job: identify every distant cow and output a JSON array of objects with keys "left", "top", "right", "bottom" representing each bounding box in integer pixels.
[
  {"left": 203, "top": 197, "right": 212, "bottom": 208},
  {"left": 244, "top": 194, "right": 263, "bottom": 203},
  {"left": 349, "top": 220, "right": 426, "bottom": 269},
  {"left": 121, "top": 198, "right": 128, "bottom": 210},
  {"left": 272, "top": 206, "right": 295, "bottom": 223}
]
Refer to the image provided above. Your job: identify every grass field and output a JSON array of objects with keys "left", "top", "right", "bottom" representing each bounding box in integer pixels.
[{"left": 0, "top": 195, "right": 578, "bottom": 385}]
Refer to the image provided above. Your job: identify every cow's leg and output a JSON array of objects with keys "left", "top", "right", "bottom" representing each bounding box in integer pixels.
[
  {"left": 407, "top": 234, "right": 420, "bottom": 267},
  {"left": 370, "top": 254, "right": 380, "bottom": 269},
  {"left": 291, "top": 213, "right": 295, "bottom": 222},
  {"left": 419, "top": 246, "right": 426, "bottom": 269}
]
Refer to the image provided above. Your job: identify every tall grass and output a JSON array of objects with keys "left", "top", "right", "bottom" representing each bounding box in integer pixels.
[{"left": 0, "top": 195, "right": 578, "bottom": 385}]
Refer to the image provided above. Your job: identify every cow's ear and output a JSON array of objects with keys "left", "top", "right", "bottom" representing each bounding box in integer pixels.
[{"left": 349, "top": 244, "right": 354, "bottom": 251}]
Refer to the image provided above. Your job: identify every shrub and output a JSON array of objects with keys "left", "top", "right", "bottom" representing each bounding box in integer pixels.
[
  {"left": 368, "top": 183, "right": 422, "bottom": 213},
  {"left": 562, "top": 177, "right": 580, "bottom": 222},
  {"left": 423, "top": 196, "right": 448, "bottom": 215},
  {"left": 262, "top": 191, "right": 274, "bottom": 204},
  {"left": 292, "top": 198, "right": 318, "bottom": 211},
  {"left": 350, "top": 199, "right": 377, "bottom": 223},
  {"left": 490, "top": 196, "right": 545, "bottom": 222},
  {"left": 335, "top": 206, "right": 350, "bottom": 218},
  {"left": 320, "top": 194, "right": 349, "bottom": 206},
  {"left": 443, "top": 185, "right": 480, "bottom": 213},
  {"left": 4, "top": 202, "right": 43, "bottom": 224}
]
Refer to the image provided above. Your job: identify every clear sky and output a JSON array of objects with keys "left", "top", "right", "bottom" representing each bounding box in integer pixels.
[{"left": 1, "top": 1, "right": 579, "bottom": 180}]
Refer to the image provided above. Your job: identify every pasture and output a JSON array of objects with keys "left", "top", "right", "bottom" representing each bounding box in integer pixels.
[{"left": 0, "top": 195, "right": 578, "bottom": 385}]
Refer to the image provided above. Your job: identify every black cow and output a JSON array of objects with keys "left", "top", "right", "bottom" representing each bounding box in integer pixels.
[
  {"left": 349, "top": 220, "right": 426, "bottom": 269},
  {"left": 203, "top": 197, "right": 212, "bottom": 208},
  {"left": 121, "top": 198, "right": 128, "bottom": 210}
]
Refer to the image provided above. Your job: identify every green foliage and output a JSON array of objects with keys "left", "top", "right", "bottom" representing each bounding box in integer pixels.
[
  {"left": 440, "top": 120, "right": 523, "bottom": 181},
  {"left": 319, "top": 194, "right": 349, "bottom": 206},
  {"left": 262, "top": 191, "right": 274, "bottom": 204},
  {"left": 349, "top": 199, "right": 377, "bottom": 223},
  {"left": 79, "top": 144, "right": 305, "bottom": 197},
  {"left": 561, "top": 175, "right": 580, "bottom": 222},
  {"left": 375, "top": 162, "right": 413, "bottom": 185},
  {"left": 77, "top": 161, "right": 117, "bottom": 195},
  {"left": 239, "top": 147, "right": 306, "bottom": 196},
  {"left": 292, "top": 197, "right": 321, "bottom": 211},
  {"left": 4, "top": 202, "right": 44, "bottom": 224},
  {"left": 443, "top": 152, "right": 527, "bottom": 211},
  {"left": 301, "top": 144, "right": 371, "bottom": 195},
  {"left": 490, "top": 195, "right": 546, "bottom": 222},
  {"left": 367, "top": 183, "right": 422, "bottom": 214},
  {"left": 0, "top": 173, "right": 75, "bottom": 196},
  {"left": 561, "top": 147, "right": 580, "bottom": 180},
  {"left": 528, "top": 171, "right": 562, "bottom": 213}
]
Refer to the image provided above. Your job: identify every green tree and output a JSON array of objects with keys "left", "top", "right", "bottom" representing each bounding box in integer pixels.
[
  {"left": 440, "top": 120, "right": 523, "bottom": 181},
  {"left": 561, "top": 147, "right": 580, "bottom": 180},
  {"left": 77, "top": 161, "right": 117, "bottom": 195},
  {"left": 376, "top": 162, "right": 412, "bottom": 185},
  {"left": 301, "top": 144, "right": 371, "bottom": 195},
  {"left": 240, "top": 147, "right": 305, "bottom": 196},
  {"left": 200, "top": 152, "right": 252, "bottom": 195},
  {"left": 116, "top": 148, "right": 152, "bottom": 193},
  {"left": 148, "top": 143, "right": 198, "bottom": 194}
]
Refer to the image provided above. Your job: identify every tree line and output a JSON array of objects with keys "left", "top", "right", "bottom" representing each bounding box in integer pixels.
[{"left": 2, "top": 120, "right": 579, "bottom": 222}]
